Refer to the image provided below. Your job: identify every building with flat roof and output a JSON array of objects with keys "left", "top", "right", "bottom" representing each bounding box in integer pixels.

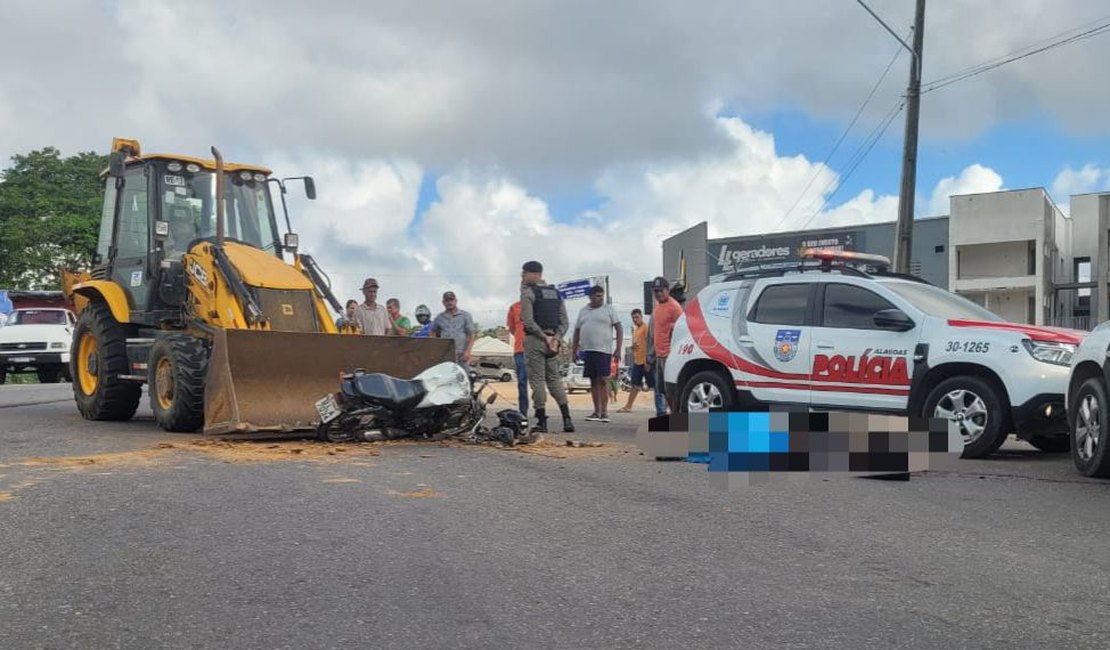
[{"left": 661, "top": 188, "right": 1110, "bottom": 329}]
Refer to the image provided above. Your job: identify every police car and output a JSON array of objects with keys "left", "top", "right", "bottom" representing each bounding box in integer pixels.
[
  {"left": 663, "top": 249, "right": 1084, "bottom": 459},
  {"left": 1065, "top": 323, "right": 1110, "bottom": 476}
]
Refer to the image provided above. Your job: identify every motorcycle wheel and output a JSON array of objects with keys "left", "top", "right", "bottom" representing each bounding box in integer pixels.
[{"left": 316, "top": 413, "right": 366, "bottom": 443}]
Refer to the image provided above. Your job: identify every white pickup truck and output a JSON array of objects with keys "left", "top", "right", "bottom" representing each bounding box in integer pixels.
[{"left": 0, "top": 308, "right": 76, "bottom": 384}]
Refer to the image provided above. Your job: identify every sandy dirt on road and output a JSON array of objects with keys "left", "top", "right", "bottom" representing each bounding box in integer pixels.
[{"left": 2, "top": 435, "right": 635, "bottom": 477}]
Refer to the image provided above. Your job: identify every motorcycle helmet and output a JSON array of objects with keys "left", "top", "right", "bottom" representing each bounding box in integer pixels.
[{"left": 415, "top": 304, "right": 431, "bottom": 323}]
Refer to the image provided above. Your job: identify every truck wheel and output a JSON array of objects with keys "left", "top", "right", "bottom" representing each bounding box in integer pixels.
[
  {"left": 679, "top": 370, "right": 735, "bottom": 413},
  {"left": 37, "top": 368, "right": 62, "bottom": 384},
  {"left": 72, "top": 300, "right": 141, "bottom": 421},
  {"left": 1027, "top": 435, "right": 1069, "bottom": 453},
  {"left": 1071, "top": 378, "right": 1110, "bottom": 477},
  {"left": 923, "top": 376, "right": 1007, "bottom": 459},
  {"left": 501, "top": 373, "right": 512, "bottom": 382},
  {"left": 148, "top": 334, "right": 209, "bottom": 433}
]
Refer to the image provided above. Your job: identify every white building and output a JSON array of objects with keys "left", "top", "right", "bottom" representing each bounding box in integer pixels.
[
  {"left": 663, "top": 188, "right": 1110, "bottom": 330},
  {"left": 948, "top": 188, "right": 1070, "bottom": 327}
]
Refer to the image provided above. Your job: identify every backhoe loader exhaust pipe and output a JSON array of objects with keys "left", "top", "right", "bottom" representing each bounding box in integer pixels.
[{"left": 212, "top": 146, "right": 226, "bottom": 245}]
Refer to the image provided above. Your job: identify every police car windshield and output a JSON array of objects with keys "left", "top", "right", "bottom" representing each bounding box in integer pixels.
[{"left": 878, "top": 281, "right": 1005, "bottom": 322}]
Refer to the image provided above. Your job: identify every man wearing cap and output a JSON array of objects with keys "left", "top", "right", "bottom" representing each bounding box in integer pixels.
[
  {"left": 354, "top": 278, "right": 394, "bottom": 336},
  {"left": 650, "top": 276, "right": 684, "bottom": 414},
  {"left": 431, "top": 291, "right": 477, "bottom": 366},
  {"left": 520, "top": 260, "right": 574, "bottom": 435}
]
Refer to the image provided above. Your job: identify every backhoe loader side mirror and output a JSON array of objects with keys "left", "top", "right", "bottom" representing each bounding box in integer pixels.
[
  {"left": 303, "top": 177, "right": 316, "bottom": 200},
  {"left": 108, "top": 151, "right": 126, "bottom": 178}
]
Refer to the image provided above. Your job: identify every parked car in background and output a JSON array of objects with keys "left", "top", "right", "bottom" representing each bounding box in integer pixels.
[
  {"left": 0, "top": 308, "right": 76, "bottom": 384},
  {"left": 474, "top": 361, "right": 515, "bottom": 383},
  {"left": 563, "top": 362, "right": 591, "bottom": 394}
]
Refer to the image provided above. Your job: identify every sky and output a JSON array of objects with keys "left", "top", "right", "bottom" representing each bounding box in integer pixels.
[{"left": 3, "top": 0, "right": 1110, "bottom": 330}]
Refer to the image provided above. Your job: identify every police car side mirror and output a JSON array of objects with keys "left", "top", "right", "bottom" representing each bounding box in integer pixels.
[{"left": 874, "top": 309, "right": 914, "bottom": 331}]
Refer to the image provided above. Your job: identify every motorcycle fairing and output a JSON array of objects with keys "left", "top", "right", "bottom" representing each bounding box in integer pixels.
[{"left": 415, "top": 362, "right": 472, "bottom": 407}]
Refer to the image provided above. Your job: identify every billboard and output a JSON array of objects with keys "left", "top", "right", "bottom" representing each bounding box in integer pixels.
[
  {"left": 709, "top": 230, "right": 865, "bottom": 275},
  {"left": 557, "top": 276, "right": 607, "bottom": 300}
]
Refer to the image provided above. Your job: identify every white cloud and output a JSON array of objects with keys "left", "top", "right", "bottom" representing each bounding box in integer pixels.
[
  {"left": 1052, "top": 164, "right": 1110, "bottom": 200},
  {"left": 276, "top": 114, "right": 914, "bottom": 330},
  {"left": 4, "top": 1, "right": 1110, "bottom": 179},
  {"left": 924, "top": 164, "right": 1005, "bottom": 216}
]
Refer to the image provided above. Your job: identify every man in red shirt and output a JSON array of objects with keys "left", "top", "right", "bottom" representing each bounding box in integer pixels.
[
  {"left": 506, "top": 295, "right": 528, "bottom": 417},
  {"left": 649, "top": 276, "right": 684, "bottom": 414}
]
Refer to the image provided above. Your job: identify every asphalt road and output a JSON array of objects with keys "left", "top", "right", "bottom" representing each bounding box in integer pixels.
[{"left": 2, "top": 384, "right": 1109, "bottom": 649}]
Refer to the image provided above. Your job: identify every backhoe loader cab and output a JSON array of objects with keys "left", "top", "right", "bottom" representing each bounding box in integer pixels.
[{"left": 65, "top": 138, "right": 454, "bottom": 435}]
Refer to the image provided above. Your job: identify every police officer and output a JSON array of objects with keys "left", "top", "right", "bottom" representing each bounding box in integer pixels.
[{"left": 519, "top": 260, "right": 574, "bottom": 435}]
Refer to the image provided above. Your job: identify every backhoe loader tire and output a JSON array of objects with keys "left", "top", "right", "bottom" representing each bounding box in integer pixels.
[
  {"left": 149, "top": 334, "right": 209, "bottom": 433},
  {"left": 72, "top": 300, "right": 141, "bottom": 421}
]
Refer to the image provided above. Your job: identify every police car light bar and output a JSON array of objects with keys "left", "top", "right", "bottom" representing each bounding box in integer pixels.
[{"left": 800, "top": 248, "right": 892, "bottom": 268}]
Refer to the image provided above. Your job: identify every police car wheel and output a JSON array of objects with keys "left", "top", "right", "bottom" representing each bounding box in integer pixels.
[
  {"left": 680, "top": 371, "right": 735, "bottom": 413},
  {"left": 1071, "top": 378, "right": 1110, "bottom": 478},
  {"left": 924, "top": 376, "right": 1007, "bottom": 459}
]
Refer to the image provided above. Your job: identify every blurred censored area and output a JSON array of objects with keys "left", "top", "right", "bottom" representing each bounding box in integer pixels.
[{"left": 636, "top": 408, "right": 963, "bottom": 488}]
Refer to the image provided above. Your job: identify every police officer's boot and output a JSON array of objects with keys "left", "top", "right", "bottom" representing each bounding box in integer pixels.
[
  {"left": 531, "top": 409, "right": 548, "bottom": 434},
  {"left": 560, "top": 403, "right": 575, "bottom": 433}
]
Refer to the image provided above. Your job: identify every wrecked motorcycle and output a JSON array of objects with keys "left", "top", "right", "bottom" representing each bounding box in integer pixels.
[{"left": 314, "top": 362, "right": 532, "bottom": 445}]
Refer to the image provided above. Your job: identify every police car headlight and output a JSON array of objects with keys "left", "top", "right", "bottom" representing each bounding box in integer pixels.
[
  {"left": 50, "top": 342, "right": 66, "bottom": 349},
  {"left": 1022, "top": 339, "right": 1075, "bottom": 366}
]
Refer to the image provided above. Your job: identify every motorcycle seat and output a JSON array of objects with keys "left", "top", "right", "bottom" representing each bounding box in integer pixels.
[{"left": 351, "top": 373, "right": 428, "bottom": 410}]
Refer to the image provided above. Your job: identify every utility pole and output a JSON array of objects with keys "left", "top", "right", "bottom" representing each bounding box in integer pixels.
[
  {"left": 893, "top": 0, "right": 926, "bottom": 273},
  {"left": 855, "top": 0, "right": 925, "bottom": 274}
]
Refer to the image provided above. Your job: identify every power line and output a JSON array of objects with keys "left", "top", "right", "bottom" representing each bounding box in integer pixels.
[
  {"left": 922, "top": 16, "right": 1110, "bottom": 94},
  {"left": 794, "top": 98, "right": 906, "bottom": 232},
  {"left": 773, "top": 32, "right": 908, "bottom": 232}
]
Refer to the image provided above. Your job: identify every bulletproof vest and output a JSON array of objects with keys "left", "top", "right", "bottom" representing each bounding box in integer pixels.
[{"left": 531, "top": 285, "right": 562, "bottom": 330}]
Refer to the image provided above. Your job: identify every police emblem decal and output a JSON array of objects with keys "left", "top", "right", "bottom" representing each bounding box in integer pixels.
[{"left": 774, "top": 329, "right": 801, "bottom": 362}]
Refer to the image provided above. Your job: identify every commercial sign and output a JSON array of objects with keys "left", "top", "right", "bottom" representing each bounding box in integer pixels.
[
  {"left": 557, "top": 276, "right": 606, "bottom": 300},
  {"left": 710, "top": 231, "right": 865, "bottom": 275}
]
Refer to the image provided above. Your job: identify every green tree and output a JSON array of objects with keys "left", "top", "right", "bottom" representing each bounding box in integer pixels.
[{"left": 0, "top": 147, "right": 106, "bottom": 289}]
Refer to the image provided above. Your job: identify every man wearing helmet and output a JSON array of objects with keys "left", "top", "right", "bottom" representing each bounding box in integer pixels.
[{"left": 411, "top": 304, "right": 434, "bottom": 338}]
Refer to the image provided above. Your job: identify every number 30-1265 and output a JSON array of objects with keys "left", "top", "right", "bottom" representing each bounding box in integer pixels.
[{"left": 946, "top": 340, "right": 989, "bottom": 354}]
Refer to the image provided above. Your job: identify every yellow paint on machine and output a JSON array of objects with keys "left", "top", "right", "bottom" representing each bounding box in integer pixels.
[
  {"left": 220, "top": 242, "right": 314, "bottom": 290},
  {"left": 71, "top": 279, "right": 131, "bottom": 323}
]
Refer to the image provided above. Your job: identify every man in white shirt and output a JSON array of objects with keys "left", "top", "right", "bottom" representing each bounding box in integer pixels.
[
  {"left": 353, "top": 277, "right": 393, "bottom": 336},
  {"left": 571, "top": 285, "right": 623, "bottom": 422}
]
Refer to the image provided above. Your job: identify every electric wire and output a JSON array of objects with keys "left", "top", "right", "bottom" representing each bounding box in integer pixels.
[
  {"left": 794, "top": 98, "right": 905, "bottom": 232},
  {"left": 922, "top": 16, "right": 1110, "bottom": 94},
  {"left": 772, "top": 35, "right": 908, "bottom": 231}
]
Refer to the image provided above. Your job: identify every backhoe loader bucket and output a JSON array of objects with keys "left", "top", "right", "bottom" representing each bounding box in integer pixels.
[{"left": 203, "top": 329, "right": 456, "bottom": 436}]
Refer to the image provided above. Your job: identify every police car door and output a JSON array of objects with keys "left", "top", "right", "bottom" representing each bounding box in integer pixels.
[
  {"left": 810, "top": 281, "right": 918, "bottom": 411},
  {"left": 741, "top": 281, "right": 815, "bottom": 406}
]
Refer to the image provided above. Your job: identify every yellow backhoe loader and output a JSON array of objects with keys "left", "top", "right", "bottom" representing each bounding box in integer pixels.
[{"left": 62, "top": 138, "right": 453, "bottom": 436}]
